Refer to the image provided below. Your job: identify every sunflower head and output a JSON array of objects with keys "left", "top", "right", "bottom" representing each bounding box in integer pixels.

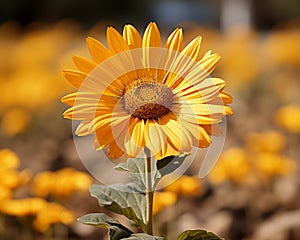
[
  {"left": 123, "top": 77, "right": 173, "bottom": 119},
  {"left": 62, "top": 22, "right": 233, "bottom": 160}
]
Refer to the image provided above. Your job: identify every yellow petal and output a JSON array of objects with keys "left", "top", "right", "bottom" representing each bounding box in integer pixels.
[
  {"left": 145, "top": 119, "right": 167, "bottom": 157},
  {"left": 110, "top": 115, "right": 132, "bottom": 153},
  {"left": 179, "top": 114, "right": 222, "bottom": 125},
  {"left": 225, "top": 106, "right": 233, "bottom": 115},
  {"left": 72, "top": 55, "right": 97, "bottom": 73},
  {"left": 156, "top": 140, "right": 178, "bottom": 159},
  {"left": 182, "top": 57, "right": 221, "bottom": 89},
  {"left": 62, "top": 69, "right": 88, "bottom": 89},
  {"left": 174, "top": 101, "right": 228, "bottom": 116},
  {"left": 62, "top": 69, "right": 107, "bottom": 93},
  {"left": 125, "top": 119, "right": 145, "bottom": 157},
  {"left": 181, "top": 36, "right": 202, "bottom": 60},
  {"left": 142, "top": 22, "right": 161, "bottom": 48},
  {"left": 164, "top": 28, "right": 183, "bottom": 52},
  {"left": 157, "top": 28, "right": 183, "bottom": 81},
  {"left": 203, "top": 50, "right": 212, "bottom": 58},
  {"left": 63, "top": 97, "right": 120, "bottom": 120},
  {"left": 141, "top": 22, "right": 161, "bottom": 78},
  {"left": 163, "top": 54, "right": 197, "bottom": 89},
  {"left": 159, "top": 118, "right": 192, "bottom": 154},
  {"left": 108, "top": 141, "right": 125, "bottom": 159},
  {"left": 61, "top": 92, "right": 100, "bottom": 106},
  {"left": 63, "top": 69, "right": 124, "bottom": 97},
  {"left": 63, "top": 104, "right": 99, "bottom": 120},
  {"left": 198, "top": 53, "right": 220, "bottom": 76},
  {"left": 182, "top": 121, "right": 211, "bottom": 147},
  {"left": 75, "top": 121, "right": 94, "bottom": 136},
  {"left": 93, "top": 112, "right": 129, "bottom": 131},
  {"left": 220, "top": 92, "right": 233, "bottom": 104},
  {"left": 202, "top": 124, "right": 223, "bottom": 136},
  {"left": 106, "top": 27, "right": 141, "bottom": 82},
  {"left": 123, "top": 24, "right": 142, "bottom": 49},
  {"left": 197, "top": 126, "right": 211, "bottom": 147},
  {"left": 86, "top": 37, "right": 112, "bottom": 64},
  {"left": 95, "top": 119, "right": 114, "bottom": 148},
  {"left": 170, "top": 54, "right": 220, "bottom": 94},
  {"left": 175, "top": 78, "right": 225, "bottom": 101},
  {"left": 107, "top": 27, "right": 130, "bottom": 54}
]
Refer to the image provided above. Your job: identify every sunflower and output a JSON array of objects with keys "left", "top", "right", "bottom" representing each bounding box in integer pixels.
[{"left": 62, "top": 22, "right": 232, "bottom": 160}]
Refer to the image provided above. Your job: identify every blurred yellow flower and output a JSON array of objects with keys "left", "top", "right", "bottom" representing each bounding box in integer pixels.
[
  {"left": 163, "top": 175, "right": 203, "bottom": 197},
  {"left": 0, "top": 197, "right": 74, "bottom": 232},
  {"left": 0, "top": 107, "right": 31, "bottom": 136},
  {"left": 31, "top": 168, "right": 92, "bottom": 198},
  {"left": 254, "top": 152, "right": 296, "bottom": 178},
  {"left": 33, "top": 202, "right": 75, "bottom": 232},
  {"left": 0, "top": 148, "right": 76, "bottom": 233},
  {"left": 264, "top": 30, "right": 300, "bottom": 68},
  {"left": 153, "top": 191, "right": 177, "bottom": 215},
  {"left": 275, "top": 105, "right": 300, "bottom": 133},
  {"left": 0, "top": 169, "right": 31, "bottom": 190},
  {"left": 0, "top": 148, "right": 20, "bottom": 170},
  {"left": 216, "top": 27, "right": 260, "bottom": 90},
  {"left": 208, "top": 148, "right": 250, "bottom": 184},
  {"left": 0, "top": 149, "right": 31, "bottom": 190},
  {"left": 0, "top": 197, "right": 46, "bottom": 216},
  {"left": 0, "top": 186, "right": 12, "bottom": 202},
  {"left": 0, "top": 22, "right": 77, "bottom": 116},
  {"left": 245, "top": 130, "right": 286, "bottom": 153}
]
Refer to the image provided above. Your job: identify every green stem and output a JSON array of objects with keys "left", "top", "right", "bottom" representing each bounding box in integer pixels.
[{"left": 145, "top": 148, "right": 154, "bottom": 235}]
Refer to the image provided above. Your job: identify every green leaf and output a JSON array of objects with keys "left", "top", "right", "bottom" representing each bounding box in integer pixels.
[
  {"left": 127, "top": 157, "right": 158, "bottom": 191},
  {"left": 156, "top": 155, "right": 187, "bottom": 177},
  {"left": 177, "top": 230, "right": 223, "bottom": 240},
  {"left": 78, "top": 213, "right": 132, "bottom": 240},
  {"left": 90, "top": 184, "right": 147, "bottom": 231},
  {"left": 122, "top": 233, "right": 164, "bottom": 240},
  {"left": 126, "top": 155, "right": 187, "bottom": 191},
  {"left": 115, "top": 162, "right": 129, "bottom": 172}
]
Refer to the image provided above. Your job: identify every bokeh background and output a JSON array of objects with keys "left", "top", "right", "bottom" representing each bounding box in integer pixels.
[{"left": 0, "top": 0, "right": 300, "bottom": 239}]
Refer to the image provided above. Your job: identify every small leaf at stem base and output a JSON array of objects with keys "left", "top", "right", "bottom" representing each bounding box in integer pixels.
[
  {"left": 78, "top": 213, "right": 132, "bottom": 240},
  {"left": 122, "top": 233, "right": 164, "bottom": 239},
  {"left": 177, "top": 229, "right": 224, "bottom": 240}
]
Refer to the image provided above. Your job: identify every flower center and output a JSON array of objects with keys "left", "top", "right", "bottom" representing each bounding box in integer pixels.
[{"left": 123, "top": 78, "right": 173, "bottom": 119}]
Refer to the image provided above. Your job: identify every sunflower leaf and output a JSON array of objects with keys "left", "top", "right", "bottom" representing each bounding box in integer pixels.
[
  {"left": 177, "top": 229, "right": 223, "bottom": 240},
  {"left": 78, "top": 213, "right": 132, "bottom": 240},
  {"left": 115, "top": 162, "right": 129, "bottom": 172},
  {"left": 127, "top": 157, "right": 158, "bottom": 191},
  {"left": 156, "top": 155, "right": 187, "bottom": 178},
  {"left": 121, "top": 233, "right": 164, "bottom": 239},
  {"left": 90, "top": 184, "right": 147, "bottom": 231},
  {"left": 126, "top": 155, "right": 187, "bottom": 191}
]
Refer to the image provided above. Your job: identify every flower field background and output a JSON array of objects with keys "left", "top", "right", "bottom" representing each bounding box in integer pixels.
[{"left": 0, "top": 18, "right": 300, "bottom": 240}]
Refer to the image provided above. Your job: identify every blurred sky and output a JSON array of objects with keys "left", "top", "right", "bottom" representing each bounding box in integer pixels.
[{"left": 1, "top": 0, "right": 300, "bottom": 29}]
